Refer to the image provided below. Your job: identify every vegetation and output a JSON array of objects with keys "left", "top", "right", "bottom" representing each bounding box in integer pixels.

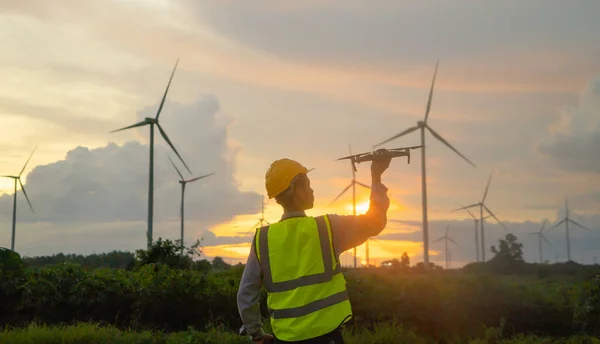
[{"left": 0, "top": 235, "right": 599, "bottom": 343}]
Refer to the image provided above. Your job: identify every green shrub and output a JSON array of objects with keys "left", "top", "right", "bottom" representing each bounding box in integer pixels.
[{"left": 1, "top": 263, "right": 600, "bottom": 340}]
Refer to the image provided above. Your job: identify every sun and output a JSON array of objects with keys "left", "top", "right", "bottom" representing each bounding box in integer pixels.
[{"left": 344, "top": 201, "right": 370, "bottom": 214}]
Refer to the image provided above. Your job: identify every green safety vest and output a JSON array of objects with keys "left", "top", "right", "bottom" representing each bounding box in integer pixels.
[{"left": 254, "top": 215, "right": 353, "bottom": 342}]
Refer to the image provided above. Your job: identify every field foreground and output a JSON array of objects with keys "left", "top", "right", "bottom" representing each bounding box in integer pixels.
[
  {"left": 2, "top": 242, "right": 600, "bottom": 343},
  {"left": 2, "top": 323, "right": 600, "bottom": 344}
]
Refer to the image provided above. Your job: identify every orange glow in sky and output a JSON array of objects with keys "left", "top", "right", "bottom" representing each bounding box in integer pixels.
[{"left": 202, "top": 194, "right": 429, "bottom": 265}]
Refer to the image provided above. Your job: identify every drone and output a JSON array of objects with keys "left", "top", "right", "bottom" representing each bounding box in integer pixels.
[{"left": 337, "top": 145, "right": 423, "bottom": 172}]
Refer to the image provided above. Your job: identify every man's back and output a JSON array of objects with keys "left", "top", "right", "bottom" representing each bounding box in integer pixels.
[
  {"left": 252, "top": 215, "right": 353, "bottom": 342},
  {"left": 237, "top": 183, "right": 389, "bottom": 343},
  {"left": 237, "top": 156, "right": 392, "bottom": 343}
]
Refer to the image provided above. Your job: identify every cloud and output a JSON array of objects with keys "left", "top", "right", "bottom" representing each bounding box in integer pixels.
[
  {"left": 186, "top": 1, "right": 600, "bottom": 92},
  {"left": 0, "top": 94, "right": 259, "bottom": 227},
  {"left": 537, "top": 76, "right": 600, "bottom": 174}
]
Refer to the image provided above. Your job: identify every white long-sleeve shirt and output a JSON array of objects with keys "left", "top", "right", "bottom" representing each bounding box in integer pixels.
[{"left": 236, "top": 182, "right": 390, "bottom": 340}]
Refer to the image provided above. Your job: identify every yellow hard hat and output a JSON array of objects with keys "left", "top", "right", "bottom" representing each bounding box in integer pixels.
[{"left": 265, "top": 158, "right": 311, "bottom": 199}]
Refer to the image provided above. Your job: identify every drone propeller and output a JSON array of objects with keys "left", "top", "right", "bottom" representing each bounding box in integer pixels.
[{"left": 389, "top": 145, "right": 423, "bottom": 151}]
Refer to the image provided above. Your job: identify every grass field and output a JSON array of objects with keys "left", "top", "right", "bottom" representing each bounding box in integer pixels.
[
  {"left": 2, "top": 323, "right": 600, "bottom": 344},
  {"left": 3, "top": 244, "right": 600, "bottom": 343}
]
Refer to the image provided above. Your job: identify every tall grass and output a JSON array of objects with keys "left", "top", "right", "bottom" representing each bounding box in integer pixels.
[{"left": 1, "top": 323, "right": 600, "bottom": 344}]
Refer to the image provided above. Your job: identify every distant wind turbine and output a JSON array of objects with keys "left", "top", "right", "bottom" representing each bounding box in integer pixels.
[
  {"left": 110, "top": 59, "right": 192, "bottom": 250},
  {"left": 241, "top": 194, "right": 270, "bottom": 241},
  {"left": 528, "top": 220, "right": 550, "bottom": 263},
  {"left": 329, "top": 144, "right": 371, "bottom": 268},
  {"left": 433, "top": 225, "right": 458, "bottom": 269},
  {"left": 373, "top": 61, "right": 476, "bottom": 265},
  {"left": 462, "top": 209, "right": 492, "bottom": 262},
  {"left": 548, "top": 198, "right": 591, "bottom": 262},
  {"left": 2, "top": 146, "right": 36, "bottom": 251},
  {"left": 251, "top": 193, "right": 270, "bottom": 230},
  {"left": 452, "top": 171, "right": 507, "bottom": 262},
  {"left": 168, "top": 156, "right": 214, "bottom": 250}
]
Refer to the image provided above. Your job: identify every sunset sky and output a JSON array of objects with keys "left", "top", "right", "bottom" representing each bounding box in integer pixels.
[{"left": 1, "top": 0, "right": 599, "bottom": 267}]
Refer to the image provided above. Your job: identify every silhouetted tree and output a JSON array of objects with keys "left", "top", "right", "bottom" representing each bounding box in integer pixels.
[
  {"left": 491, "top": 233, "right": 523, "bottom": 262},
  {"left": 194, "top": 259, "right": 213, "bottom": 272},
  {"left": 212, "top": 256, "right": 231, "bottom": 270},
  {"left": 401, "top": 252, "right": 410, "bottom": 268},
  {"left": 488, "top": 233, "right": 526, "bottom": 274},
  {"left": 134, "top": 237, "right": 203, "bottom": 270}
]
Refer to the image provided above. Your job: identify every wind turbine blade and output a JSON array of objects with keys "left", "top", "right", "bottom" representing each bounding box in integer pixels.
[
  {"left": 548, "top": 218, "right": 566, "bottom": 230},
  {"left": 433, "top": 237, "right": 444, "bottom": 243},
  {"left": 424, "top": 60, "right": 439, "bottom": 122},
  {"left": 372, "top": 125, "right": 420, "bottom": 149},
  {"left": 482, "top": 171, "right": 493, "bottom": 203},
  {"left": 188, "top": 173, "right": 215, "bottom": 183},
  {"left": 19, "top": 146, "right": 37, "bottom": 177},
  {"left": 355, "top": 181, "right": 371, "bottom": 189},
  {"left": 168, "top": 156, "right": 185, "bottom": 180},
  {"left": 541, "top": 234, "right": 551, "bottom": 245},
  {"left": 425, "top": 125, "right": 476, "bottom": 168},
  {"left": 249, "top": 220, "right": 262, "bottom": 231},
  {"left": 445, "top": 226, "right": 449, "bottom": 236},
  {"left": 156, "top": 123, "right": 192, "bottom": 175},
  {"left": 465, "top": 208, "right": 476, "bottom": 220},
  {"left": 483, "top": 205, "right": 507, "bottom": 230},
  {"left": 448, "top": 237, "right": 459, "bottom": 246},
  {"left": 569, "top": 218, "right": 591, "bottom": 231},
  {"left": 540, "top": 219, "right": 548, "bottom": 232},
  {"left": 155, "top": 58, "right": 179, "bottom": 121},
  {"left": 347, "top": 144, "right": 356, "bottom": 179},
  {"left": 109, "top": 120, "right": 148, "bottom": 133},
  {"left": 328, "top": 184, "right": 352, "bottom": 207},
  {"left": 264, "top": 220, "right": 270, "bottom": 225},
  {"left": 451, "top": 203, "right": 479, "bottom": 212},
  {"left": 18, "top": 179, "right": 34, "bottom": 213}
]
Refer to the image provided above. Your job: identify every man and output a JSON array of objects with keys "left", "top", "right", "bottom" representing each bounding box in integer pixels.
[{"left": 238, "top": 156, "right": 392, "bottom": 343}]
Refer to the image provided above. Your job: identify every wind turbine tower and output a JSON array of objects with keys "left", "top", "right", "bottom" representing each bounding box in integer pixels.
[
  {"left": 462, "top": 209, "right": 491, "bottom": 262},
  {"left": 453, "top": 171, "right": 507, "bottom": 262},
  {"left": 528, "top": 220, "right": 550, "bottom": 263},
  {"left": 168, "top": 156, "right": 214, "bottom": 249},
  {"left": 373, "top": 61, "right": 476, "bottom": 265},
  {"left": 329, "top": 145, "right": 371, "bottom": 268},
  {"left": 251, "top": 193, "right": 270, "bottom": 229},
  {"left": 548, "top": 199, "right": 590, "bottom": 262},
  {"left": 110, "top": 59, "right": 192, "bottom": 250},
  {"left": 2, "top": 146, "right": 36, "bottom": 251},
  {"left": 433, "top": 225, "right": 458, "bottom": 269}
]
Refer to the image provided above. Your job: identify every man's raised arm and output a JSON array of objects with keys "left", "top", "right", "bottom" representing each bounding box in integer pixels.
[{"left": 327, "top": 156, "right": 392, "bottom": 255}]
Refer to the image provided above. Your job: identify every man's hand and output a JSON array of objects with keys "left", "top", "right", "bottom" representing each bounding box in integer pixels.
[
  {"left": 371, "top": 155, "right": 392, "bottom": 183},
  {"left": 254, "top": 334, "right": 275, "bottom": 343}
]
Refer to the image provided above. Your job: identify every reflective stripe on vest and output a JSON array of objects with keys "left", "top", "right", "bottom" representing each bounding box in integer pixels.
[{"left": 254, "top": 215, "right": 353, "bottom": 341}]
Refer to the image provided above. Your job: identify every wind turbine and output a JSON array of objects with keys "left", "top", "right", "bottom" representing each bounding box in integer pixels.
[
  {"left": 462, "top": 209, "right": 492, "bottom": 262},
  {"left": 110, "top": 59, "right": 192, "bottom": 250},
  {"left": 548, "top": 198, "right": 591, "bottom": 262},
  {"left": 251, "top": 193, "right": 270, "bottom": 230},
  {"left": 452, "top": 171, "right": 507, "bottom": 262},
  {"left": 329, "top": 144, "right": 371, "bottom": 268},
  {"left": 2, "top": 146, "right": 36, "bottom": 251},
  {"left": 433, "top": 225, "right": 458, "bottom": 269},
  {"left": 528, "top": 220, "right": 550, "bottom": 263},
  {"left": 168, "top": 156, "right": 214, "bottom": 250},
  {"left": 373, "top": 61, "right": 476, "bottom": 265}
]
